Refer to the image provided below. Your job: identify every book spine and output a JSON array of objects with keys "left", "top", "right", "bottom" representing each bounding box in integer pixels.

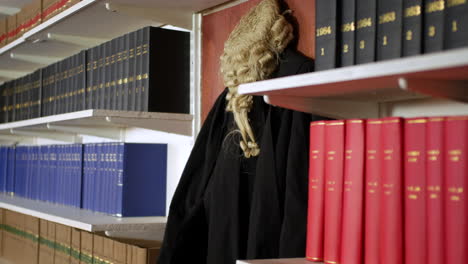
[
  {"left": 306, "top": 121, "right": 326, "bottom": 262},
  {"left": 403, "top": 0, "right": 423, "bottom": 56},
  {"left": 111, "top": 39, "right": 117, "bottom": 111},
  {"left": 323, "top": 120, "right": 345, "bottom": 264},
  {"left": 315, "top": 0, "right": 339, "bottom": 70},
  {"left": 444, "top": 116, "right": 467, "bottom": 264},
  {"left": 93, "top": 47, "right": 99, "bottom": 109},
  {"left": 136, "top": 29, "right": 143, "bottom": 111},
  {"left": 86, "top": 48, "right": 93, "bottom": 110},
  {"left": 444, "top": 0, "right": 468, "bottom": 49},
  {"left": 123, "top": 33, "right": 130, "bottom": 111},
  {"left": 380, "top": 117, "right": 403, "bottom": 264},
  {"left": 142, "top": 27, "right": 150, "bottom": 111},
  {"left": 341, "top": 0, "right": 356, "bottom": 66},
  {"left": 98, "top": 44, "right": 105, "bottom": 110},
  {"left": 116, "top": 143, "right": 124, "bottom": 216},
  {"left": 426, "top": 117, "right": 444, "bottom": 264},
  {"left": 355, "top": 0, "right": 379, "bottom": 62},
  {"left": 404, "top": 117, "right": 427, "bottom": 264},
  {"left": 118, "top": 35, "right": 125, "bottom": 111},
  {"left": 129, "top": 31, "right": 137, "bottom": 111},
  {"left": 79, "top": 51, "right": 86, "bottom": 111},
  {"left": 424, "top": 0, "right": 445, "bottom": 52},
  {"left": 104, "top": 42, "right": 111, "bottom": 110},
  {"left": 340, "top": 119, "right": 365, "bottom": 264},
  {"left": 376, "top": 0, "right": 403, "bottom": 60}
]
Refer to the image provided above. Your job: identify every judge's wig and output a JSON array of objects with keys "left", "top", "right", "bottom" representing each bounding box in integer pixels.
[{"left": 220, "top": 0, "right": 294, "bottom": 158}]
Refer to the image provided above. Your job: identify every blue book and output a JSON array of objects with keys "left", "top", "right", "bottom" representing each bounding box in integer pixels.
[
  {"left": 0, "top": 147, "right": 6, "bottom": 192},
  {"left": 82, "top": 144, "right": 91, "bottom": 210},
  {"left": 111, "top": 143, "right": 118, "bottom": 215},
  {"left": 38, "top": 146, "right": 44, "bottom": 201},
  {"left": 45, "top": 145, "right": 52, "bottom": 202},
  {"left": 50, "top": 145, "right": 58, "bottom": 203},
  {"left": 73, "top": 144, "right": 83, "bottom": 208},
  {"left": 115, "top": 143, "right": 167, "bottom": 217},
  {"left": 6, "top": 146, "right": 15, "bottom": 194}
]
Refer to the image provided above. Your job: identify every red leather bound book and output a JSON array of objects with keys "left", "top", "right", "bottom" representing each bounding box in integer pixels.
[
  {"left": 404, "top": 117, "right": 427, "bottom": 264},
  {"left": 444, "top": 116, "right": 468, "bottom": 264},
  {"left": 340, "top": 120, "right": 365, "bottom": 264},
  {"left": 426, "top": 117, "right": 444, "bottom": 264},
  {"left": 380, "top": 117, "right": 403, "bottom": 264},
  {"left": 364, "top": 119, "right": 382, "bottom": 264},
  {"left": 306, "top": 121, "right": 326, "bottom": 262},
  {"left": 323, "top": 120, "right": 345, "bottom": 264}
]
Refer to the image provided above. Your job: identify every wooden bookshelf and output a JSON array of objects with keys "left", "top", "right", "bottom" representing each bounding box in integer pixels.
[{"left": 238, "top": 47, "right": 468, "bottom": 119}]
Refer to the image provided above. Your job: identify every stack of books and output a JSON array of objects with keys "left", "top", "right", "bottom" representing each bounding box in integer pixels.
[
  {"left": 315, "top": 0, "right": 468, "bottom": 70},
  {"left": 306, "top": 116, "right": 467, "bottom": 264}
]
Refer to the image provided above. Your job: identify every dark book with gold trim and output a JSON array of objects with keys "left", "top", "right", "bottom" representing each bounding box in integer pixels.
[
  {"left": 341, "top": 0, "right": 356, "bottom": 66},
  {"left": 444, "top": 0, "right": 468, "bottom": 49},
  {"left": 356, "top": 0, "right": 377, "bottom": 64},
  {"left": 377, "top": 0, "right": 403, "bottom": 60},
  {"left": 403, "top": 0, "right": 423, "bottom": 56},
  {"left": 424, "top": 0, "right": 445, "bottom": 52},
  {"left": 316, "top": 0, "right": 340, "bottom": 70}
]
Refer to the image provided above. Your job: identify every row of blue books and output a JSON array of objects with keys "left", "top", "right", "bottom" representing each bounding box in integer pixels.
[{"left": 0, "top": 143, "right": 167, "bottom": 217}]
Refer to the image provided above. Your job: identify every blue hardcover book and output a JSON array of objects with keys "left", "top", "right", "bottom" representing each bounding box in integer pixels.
[
  {"left": 94, "top": 143, "right": 102, "bottom": 212},
  {"left": 103, "top": 143, "right": 110, "bottom": 214},
  {"left": 44, "top": 145, "right": 51, "bottom": 202},
  {"left": 0, "top": 147, "right": 5, "bottom": 192},
  {"left": 38, "top": 146, "right": 43, "bottom": 201},
  {"left": 111, "top": 143, "right": 118, "bottom": 215},
  {"left": 6, "top": 146, "right": 15, "bottom": 194},
  {"left": 77, "top": 144, "right": 83, "bottom": 208},
  {"left": 82, "top": 144, "right": 91, "bottom": 210},
  {"left": 49, "top": 145, "right": 57, "bottom": 203},
  {"left": 14, "top": 147, "right": 22, "bottom": 197},
  {"left": 115, "top": 143, "right": 167, "bottom": 217}
]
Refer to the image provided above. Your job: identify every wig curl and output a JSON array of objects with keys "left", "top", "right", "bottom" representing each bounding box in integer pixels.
[{"left": 220, "top": 0, "right": 294, "bottom": 158}]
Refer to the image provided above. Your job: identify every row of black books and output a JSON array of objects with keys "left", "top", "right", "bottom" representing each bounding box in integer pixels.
[
  {"left": 0, "top": 26, "right": 190, "bottom": 124},
  {"left": 315, "top": 0, "right": 468, "bottom": 70},
  {"left": 0, "top": 143, "right": 167, "bottom": 217}
]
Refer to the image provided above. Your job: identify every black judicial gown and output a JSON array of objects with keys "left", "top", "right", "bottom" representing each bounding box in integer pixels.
[{"left": 158, "top": 48, "right": 328, "bottom": 264}]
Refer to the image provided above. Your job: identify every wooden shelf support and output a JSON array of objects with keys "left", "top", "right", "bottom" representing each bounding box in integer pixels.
[
  {"left": 10, "top": 53, "right": 62, "bottom": 65},
  {"left": 10, "top": 128, "right": 81, "bottom": 143},
  {"left": 104, "top": 2, "right": 192, "bottom": 30},
  {"left": 46, "top": 33, "right": 107, "bottom": 47},
  {"left": 47, "top": 123, "right": 124, "bottom": 140}
]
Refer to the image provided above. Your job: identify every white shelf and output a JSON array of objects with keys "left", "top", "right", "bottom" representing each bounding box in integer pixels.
[
  {"left": 236, "top": 258, "right": 311, "bottom": 264},
  {"left": 0, "top": 0, "right": 232, "bottom": 82},
  {"left": 0, "top": 110, "right": 193, "bottom": 143},
  {"left": 238, "top": 48, "right": 468, "bottom": 119},
  {"left": 0, "top": 194, "right": 166, "bottom": 232}
]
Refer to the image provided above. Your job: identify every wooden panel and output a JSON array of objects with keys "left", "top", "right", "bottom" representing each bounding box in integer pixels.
[{"left": 201, "top": 0, "right": 315, "bottom": 121}]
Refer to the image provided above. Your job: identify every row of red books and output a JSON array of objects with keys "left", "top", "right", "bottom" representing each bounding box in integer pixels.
[{"left": 306, "top": 116, "right": 467, "bottom": 264}]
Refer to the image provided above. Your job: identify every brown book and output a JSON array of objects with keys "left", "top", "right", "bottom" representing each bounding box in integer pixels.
[
  {"left": 24, "top": 215, "right": 40, "bottom": 264},
  {"left": 0, "top": 19, "right": 7, "bottom": 48},
  {"left": 55, "top": 224, "right": 72, "bottom": 264},
  {"left": 71, "top": 228, "right": 81, "bottom": 264},
  {"left": 39, "top": 219, "right": 54, "bottom": 264},
  {"left": 6, "top": 15, "right": 18, "bottom": 44},
  {"left": 19, "top": 0, "right": 42, "bottom": 34},
  {"left": 79, "top": 231, "right": 93, "bottom": 264}
]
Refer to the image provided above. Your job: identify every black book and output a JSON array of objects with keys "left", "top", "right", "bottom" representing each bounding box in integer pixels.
[
  {"left": 356, "top": 0, "right": 377, "bottom": 63},
  {"left": 86, "top": 48, "right": 93, "bottom": 110},
  {"left": 110, "top": 39, "right": 117, "bottom": 110},
  {"left": 145, "top": 27, "right": 190, "bottom": 113},
  {"left": 99, "top": 43, "right": 106, "bottom": 110},
  {"left": 65, "top": 57, "right": 71, "bottom": 114},
  {"left": 53, "top": 63, "right": 58, "bottom": 116},
  {"left": 12, "top": 79, "right": 18, "bottom": 121},
  {"left": 403, "top": 0, "right": 423, "bottom": 56},
  {"left": 32, "top": 70, "right": 41, "bottom": 119},
  {"left": 8, "top": 81, "right": 15, "bottom": 122},
  {"left": 142, "top": 27, "right": 149, "bottom": 111},
  {"left": 92, "top": 46, "right": 99, "bottom": 109},
  {"left": 129, "top": 31, "right": 137, "bottom": 111},
  {"left": 69, "top": 55, "right": 75, "bottom": 113},
  {"left": 105, "top": 41, "right": 112, "bottom": 110},
  {"left": 123, "top": 33, "right": 130, "bottom": 111},
  {"left": 117, "top": 35, "right": 125, "bottom": 111},
  {"left": 341, "top": 0, "right": 356, "bottom": 66},
  {"left": 444, "top": 0, "right": 468, "bottom": 49},
  {"left": 0, "top": 83, "right": 5, "bottom": 123},
  {"left": 376, "top": 0, "right": 403, "bottom": 60},
  {"left": 136, "top": 29, "right": 143, "bottom": 111},
  {"left": 41, "top": 67, "right": 47, "bottom": 117},
  {"left": 79, "top": 50, "right": 86, "bottom": 111},
  {"left": 315, "top": 0, "right": 340, "bottom": 70}
]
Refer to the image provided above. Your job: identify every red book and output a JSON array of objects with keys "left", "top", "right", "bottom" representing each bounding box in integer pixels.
[
  {"left": 426, "top": 117, "right": 444, "bottom": 264},
  {"left": 404, "top": 117, "right": 427, "bottom": 264},
  {"left": 444, "top": 116, "right": 468, "bottom": 264},
  {"left": 340, "top": 120, "right": 365, "bottom": 264},
  {"left": 380, "top": 117, "right": 403, "bottom": 264},
  {"left": 323, "top": 120, "right": 345, "bottom": 264},
  {"left": 306, "top": 121, "right": 326, "bottom": 262},
  {"left": 364, "top": 119, "right": 382, "bottom": 264}
]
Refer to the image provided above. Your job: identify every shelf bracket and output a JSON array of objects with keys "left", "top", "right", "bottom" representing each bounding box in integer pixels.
[
  {"left": 264, "top": 95, "right": 380, "bottom": 119},
  {"left": 47, "top": 124, "right": 124, "bottom": 141},
  {"left": 10, "top": 53, "right": 62, "bottom": 65},
  {"left": 0, "top": 70, "right": 30, "bottom": 79},
  {"left": 104, "top": 2, "right": 192, "bottom": 30},
  {"left": 10, "top": 128, "right": 81, "bottom": 143},
  {"left": 46, "top": 33, "right": 107, "bottom": 47}
]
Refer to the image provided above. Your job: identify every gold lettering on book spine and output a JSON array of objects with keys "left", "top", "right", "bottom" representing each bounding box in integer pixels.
[
  {"left": 357, "top": 18, "right": 372, "bottom": 29},
  {"left": 405, "top": 5, "right": 422, "bottom": 17},
  {"left": 342, "top": 22, "right": 356, "bottom": 32},
  {"left": 379, "top": 12, "right": 396, "bottom": 24},
  {"left": 426, "top": 0, "right": 445, "bottom": 13},
  {"left": 316, "top": 26, "right": 332, "bottom": 37},
  {"left": 448, "top": 0, "right": 466, "bottom": 7}
]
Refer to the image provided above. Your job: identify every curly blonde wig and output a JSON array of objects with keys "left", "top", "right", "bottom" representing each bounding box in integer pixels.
[{"left": 220, "top": 0, "right": 294, "bottom": 158}]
